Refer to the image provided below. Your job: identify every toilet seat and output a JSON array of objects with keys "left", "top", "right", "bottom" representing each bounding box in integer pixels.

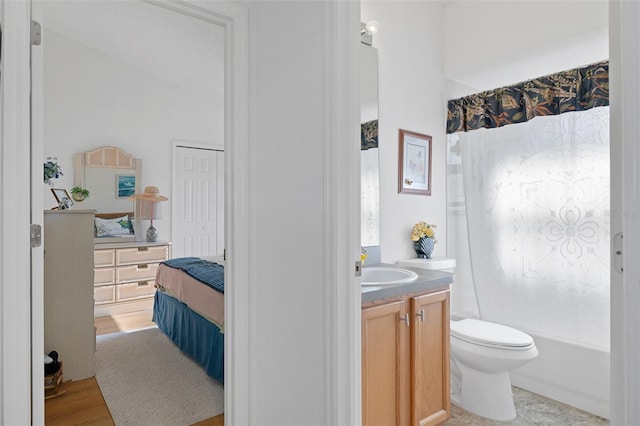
[{"left": 451, "top": 319, "right": 534, "bottom": 349}]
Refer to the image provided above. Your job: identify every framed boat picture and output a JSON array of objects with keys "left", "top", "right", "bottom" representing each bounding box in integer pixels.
[{"left": 116, "top": 174, "right": 136, "bottom": 198}]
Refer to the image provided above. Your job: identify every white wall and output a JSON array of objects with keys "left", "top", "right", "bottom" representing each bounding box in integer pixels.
[
  {"left": 42, "top": 30, "right": 222, "bottom": 242},
  {"left": 244, "top": 1, "right": 330, "bottom": 423},
  {"left": 362, "top": 2, "right": 448, "bottom": 264}
]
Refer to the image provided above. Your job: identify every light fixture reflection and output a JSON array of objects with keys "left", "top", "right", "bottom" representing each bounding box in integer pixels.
[{"left": 363, "top": 20, "right": 379, "bottom": 36}]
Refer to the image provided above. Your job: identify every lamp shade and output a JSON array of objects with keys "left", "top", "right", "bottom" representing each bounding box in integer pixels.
[
  {"left": 129, "top": 186, "right": 168, "bottom": 202},
  {"left": 136, "top": 199, "right": 162, "bottom": 220}
]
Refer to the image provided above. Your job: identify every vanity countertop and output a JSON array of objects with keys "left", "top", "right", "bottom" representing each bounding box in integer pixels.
[{"left": 361, "top": 263, "right": 453, "bottom": 304}]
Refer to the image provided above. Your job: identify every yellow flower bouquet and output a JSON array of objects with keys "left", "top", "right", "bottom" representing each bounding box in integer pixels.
[
  {"left": 411, "top": 221, "right": 437, "bottom": 259},
  {"left": 410, "top": 221, "right": 437, "bottom": 242}
]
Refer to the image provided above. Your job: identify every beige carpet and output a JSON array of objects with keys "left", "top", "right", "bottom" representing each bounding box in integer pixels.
[{"left": 95, "top": 327, "right": 224, "bottom": 425}]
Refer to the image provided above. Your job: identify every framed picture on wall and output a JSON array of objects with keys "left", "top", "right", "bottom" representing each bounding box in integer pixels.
[
  {"left": 398, "top": 129, "right": 432, "bottom": 195},
  {"left": 116, "top": 175, "right": 136, "bottom": 198}
]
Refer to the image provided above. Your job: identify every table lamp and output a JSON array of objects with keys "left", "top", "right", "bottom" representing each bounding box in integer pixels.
[{"left": 130, "top": 186, "right": 168, "bottom": 242}]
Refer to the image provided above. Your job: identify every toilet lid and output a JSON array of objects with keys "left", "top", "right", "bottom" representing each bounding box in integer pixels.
[{"left": 450, "top": 319, "right": 533, "bottom": 348}]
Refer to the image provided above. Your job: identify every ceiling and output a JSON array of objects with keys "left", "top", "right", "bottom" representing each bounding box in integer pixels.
[{"left": 41, "top": 0, "right": 225, "bottom": 98}]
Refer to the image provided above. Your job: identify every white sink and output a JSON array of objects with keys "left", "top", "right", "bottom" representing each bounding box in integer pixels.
[{"left": 361, "top": 266, "right": 418, "bottom": 286}]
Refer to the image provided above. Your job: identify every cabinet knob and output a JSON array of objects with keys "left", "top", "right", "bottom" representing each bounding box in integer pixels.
[
  {"left": 400, "top": 313, "right": 410, "bottom": 327},
  {"left": 416, "top": 309, "right": 425, "bottom": 322}
]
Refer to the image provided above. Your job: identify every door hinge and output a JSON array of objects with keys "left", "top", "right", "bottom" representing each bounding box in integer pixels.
[
  {"left": 355, "top": 261, "right": 362, "bottom": 277},
  {"left": 613, "top": 232, "right": 624, "bottom": 274},
  {"left": 31, "top": 20, "right": 41, "bottom": 46},
  {"left": 30, "top": 224, "right": 42, "bottom": 248}
]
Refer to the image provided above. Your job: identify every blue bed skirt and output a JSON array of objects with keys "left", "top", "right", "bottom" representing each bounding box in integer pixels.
[{"left": 152, "top": 291, "right": 224, "bottom": 384}]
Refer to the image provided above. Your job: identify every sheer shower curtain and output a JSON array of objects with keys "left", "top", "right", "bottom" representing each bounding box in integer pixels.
[{"left": 457, "top": 106, "right": 610, "bottom": 349}]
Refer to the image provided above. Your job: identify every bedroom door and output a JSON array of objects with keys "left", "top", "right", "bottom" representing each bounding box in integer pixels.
[{"left": 172, "top": 143, "right": 224, "bottom": 258}]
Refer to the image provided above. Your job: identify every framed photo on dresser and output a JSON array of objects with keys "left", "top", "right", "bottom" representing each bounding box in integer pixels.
[{"left": 50, "top": 188, "right": 71, "bottom": 203}]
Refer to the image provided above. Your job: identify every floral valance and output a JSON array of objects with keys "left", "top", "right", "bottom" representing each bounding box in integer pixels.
[
  {"left": 446, "top": 60, "right": 609, "bottom": 134},
  {"left": 361, "top": 119, "right": 378, "bottom": 150}
]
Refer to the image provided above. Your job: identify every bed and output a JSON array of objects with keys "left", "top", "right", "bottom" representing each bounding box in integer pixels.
[{"left": 152, "top": 256, "right": 225, "bottom": 384}]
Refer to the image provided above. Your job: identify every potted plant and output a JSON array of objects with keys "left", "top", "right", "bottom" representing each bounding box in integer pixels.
[
  {"left": 44, "top": 157, "right": 63, "bottom": 186},
  {"left": 70, "top": 186, "right": 90, "bottom": 202}
]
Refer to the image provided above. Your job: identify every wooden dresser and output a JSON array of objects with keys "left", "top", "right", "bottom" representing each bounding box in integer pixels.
[
  {"left": 93, "top": 241, "right": 171, "bottom": 317},
  {"left": 44, "top": 210, "right": 96, "bottom": 381}
]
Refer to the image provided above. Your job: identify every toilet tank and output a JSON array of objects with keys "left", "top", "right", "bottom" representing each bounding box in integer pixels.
[{"left": 397, "top": 256, "right": 456, "bottom": 273}]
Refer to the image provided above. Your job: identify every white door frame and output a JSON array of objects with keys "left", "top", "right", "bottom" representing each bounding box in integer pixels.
[
  {"left": 23, "top": 0, "right": 252, "bottom": 422},
  {"left": 31, "top": 1, "right": 45, "bottom": 423},
  {"left": 322, "top": 1, "right": 362, "bottom": 423},
  {"left": 610, "top": 1, "right": 640, "bottom": 425},
  {"left": 1, "top": 1, "right": 34, "bottom": 424},
  {"left": 127, "top": 2, "right": 253, "bottom": 422}
]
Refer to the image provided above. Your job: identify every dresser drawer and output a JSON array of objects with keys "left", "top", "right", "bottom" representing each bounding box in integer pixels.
[
  {"left": 94, "top": 249, "right": 115, "bottom": 267},
  {"left": 116, "top": 246, "right": 168, "bottom": 265},
  {"left": 94, "top": 267, "right": 115, "bottom": 286},
  {"left": 94, "top": 285, "right": 115, "bottom": 304},
  {"left": 117, "top": 280, "right": 157, "bottom": 301},
  {"left": 116, "top": 263, "right": 159, "bottom": 283}
]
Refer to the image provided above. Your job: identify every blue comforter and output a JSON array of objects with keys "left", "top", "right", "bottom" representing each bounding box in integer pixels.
[{"left": 161, "top": 257, "right": 224, "bottom": 294}]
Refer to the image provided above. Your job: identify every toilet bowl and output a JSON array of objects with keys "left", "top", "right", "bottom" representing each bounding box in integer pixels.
[{"left": 450, "top": 318, "right": 538, "bottom": 421}]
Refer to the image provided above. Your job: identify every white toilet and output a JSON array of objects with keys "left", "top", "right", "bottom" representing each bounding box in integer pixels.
[
  {"left": 449, "top": 318, "right": 538, "bottom": 421},
  {"left": 397, "top": 257, "right": 539, "bottom": 421}
]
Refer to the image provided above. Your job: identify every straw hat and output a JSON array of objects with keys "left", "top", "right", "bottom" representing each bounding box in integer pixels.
[{"left": 129, "top": 186, "right": 168, "bottom": 201}]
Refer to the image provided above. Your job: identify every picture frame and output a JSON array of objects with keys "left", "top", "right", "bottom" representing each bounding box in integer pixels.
[
  {"left": 50, "top": 188, "right": 71, "bottom": 203},
  {"left": 398, "top": 129, "right": 432, "bottom": 196},
  {"left": 116, "top": 175, "right": 136, "bottom": 198}
]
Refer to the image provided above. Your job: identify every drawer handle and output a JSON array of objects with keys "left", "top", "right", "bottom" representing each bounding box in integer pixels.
[
  {"left": 400, "top": 313, "right": 410, "bottom": 327},
  {"left": 138, "top": 247, "right": 149, "bottom": 252},
  {"left": 138, "top": 281, "right": 149, "bottom": 287},
  {"left": 137, "top": 264, "right": 149, "bottom": 269}
]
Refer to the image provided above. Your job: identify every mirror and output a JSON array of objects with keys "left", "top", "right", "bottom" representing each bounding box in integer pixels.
[
  {"left": 361, "top": 43, "right": 379, "bottom": 247},
  {"left": 73, "top": 146, "right": 142, "bottom": 214}
]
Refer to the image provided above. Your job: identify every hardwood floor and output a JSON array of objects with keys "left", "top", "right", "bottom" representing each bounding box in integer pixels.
[
  {"left": 94, "top": 309, "right": 156, "bottom": 336},
  {"left": 45, "top": 310, "right": 224, "bottom": 425},
  {"left": 191, "top": 414, "right": 225, "bottom": 426},
  {"left": 45, "top": 377, "right": 114, "bottom": 426}
]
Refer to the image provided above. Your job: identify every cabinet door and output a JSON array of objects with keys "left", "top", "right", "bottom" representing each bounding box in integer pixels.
[
  {"left": 362, "top": 301, "right": 410, "bottom": 426},
  {"left": 411, "top": 291, "right": 450, "bottom": 426}
]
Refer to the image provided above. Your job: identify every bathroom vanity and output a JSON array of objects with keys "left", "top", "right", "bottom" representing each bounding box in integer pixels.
[{"left": 361, "top": 268, "right": 452, "bottom": 426}]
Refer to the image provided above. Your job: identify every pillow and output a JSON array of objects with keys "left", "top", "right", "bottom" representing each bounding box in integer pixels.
[{"left": 95, "top": 215, "right": 133, "bottom": 237}]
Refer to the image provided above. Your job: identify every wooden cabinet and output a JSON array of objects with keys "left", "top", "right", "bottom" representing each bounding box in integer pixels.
[
  {"left": 93, "top": 241, "right": 170, "bottom": 317},
  {"left": 44, "top": 210, "right": 96, "bottom": 381},
  {"left": 411, "top": 291, "right": 450, "bottom": 425},
  {"left": 362, "top": 289, "right": 450, "bottom": 426}
]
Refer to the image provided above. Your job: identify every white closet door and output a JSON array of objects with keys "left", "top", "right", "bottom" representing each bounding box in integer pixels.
[{"left": 173, "top": 145, "right": 224, "bottom": 258}]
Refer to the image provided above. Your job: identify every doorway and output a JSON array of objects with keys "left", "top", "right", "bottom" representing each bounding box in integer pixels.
[{"left": 27, "top": 1, "right": 249, "bottom": 423}]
